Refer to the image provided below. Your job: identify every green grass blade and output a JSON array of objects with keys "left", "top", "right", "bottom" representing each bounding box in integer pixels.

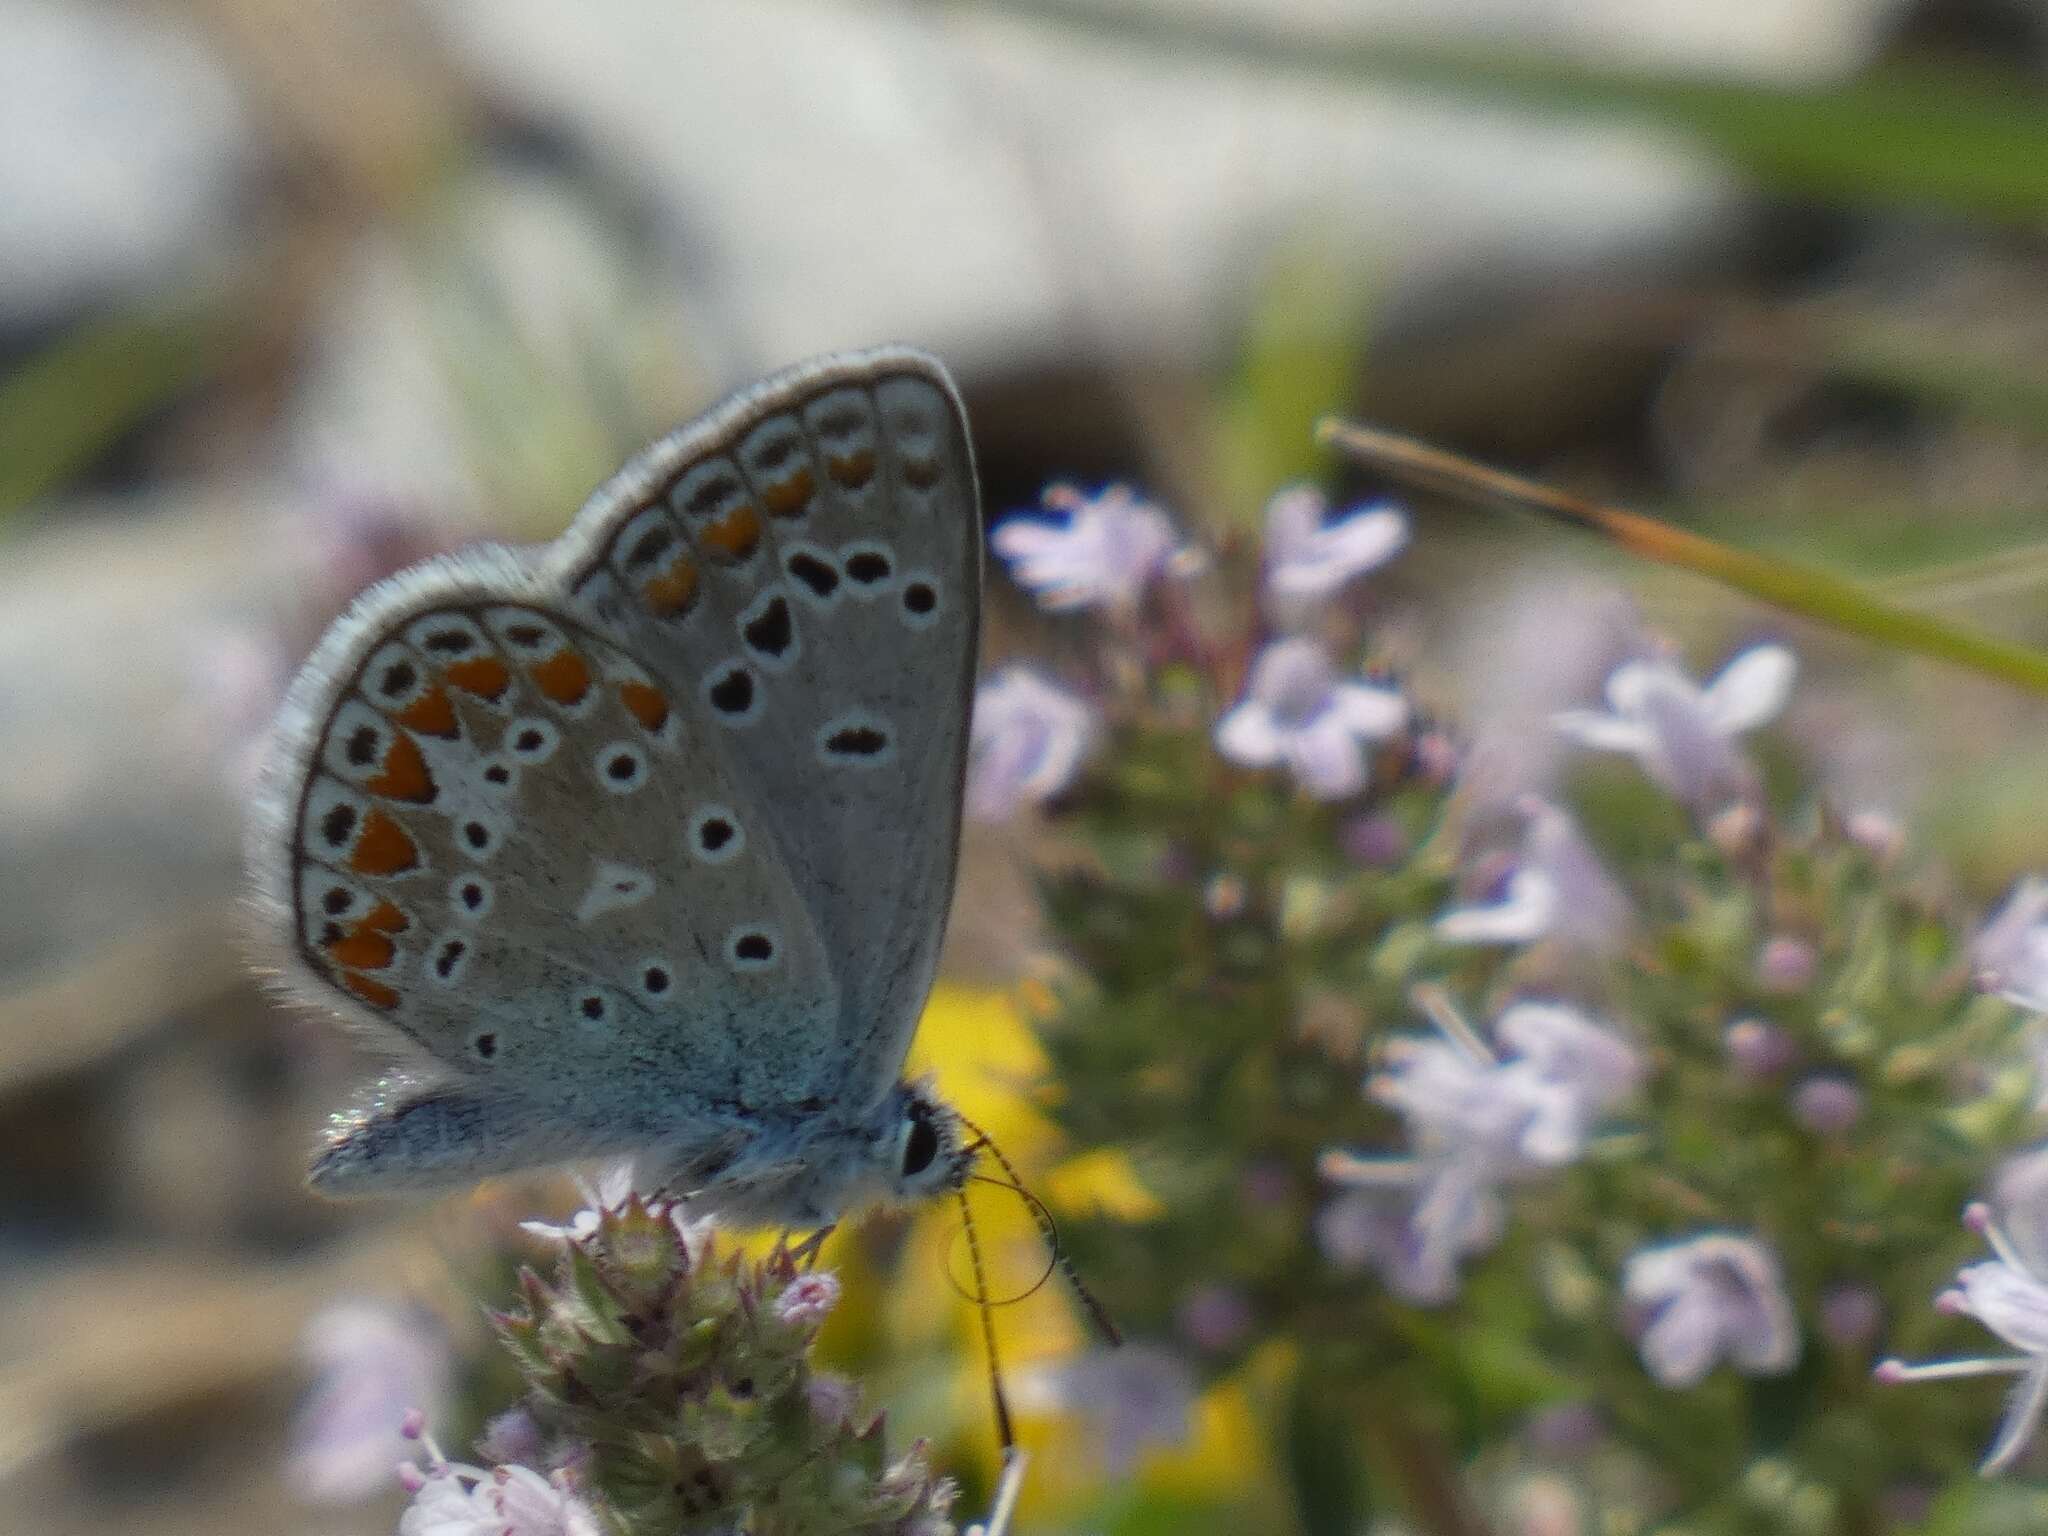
[{"left": 1319, "top": 417, "right": 2048, "bottom": 697}]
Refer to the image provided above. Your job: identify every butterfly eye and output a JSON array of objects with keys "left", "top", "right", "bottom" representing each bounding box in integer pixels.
[{"left": 900, "top": 1114, "right": 941, "bottom": 1178}]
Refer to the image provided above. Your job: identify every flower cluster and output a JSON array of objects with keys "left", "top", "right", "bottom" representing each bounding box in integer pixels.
[
  {"left": 975, "top": 472, "right": 2048, "bottom": 1528},
  {"left": 317, "top": 1177, "right": 957, "bottom": 1536}
]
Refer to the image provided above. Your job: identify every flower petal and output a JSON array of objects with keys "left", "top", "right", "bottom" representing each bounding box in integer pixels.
[
  {"left": 1261, "top": 485, "right": 1325, "bottom": 563},
  {"left": 1638, "top": 1285, "right": 1725, "bottom": 1389},
  {"left": 1435, "top": 868, "right": 1558, "bottom": 945},
  {"left": 1214, "top": 702, "right": 1284, "bottom": 767},
  {"left": 1982, "top": 1361, "right": 2048, "bottom": 1476},
  {"left": 1317, "top": 504, "right": 1408, "bottom": 574},
  {"left": 1551, "top": 709, "right": 1655, "bottom": 754},
  {"left": 1702, "top": 644, "right": 1796, "bottom": 734},
  {"left": 1285, "top": 716, "right": 1368, "bottom": 800},
  {"left": 1330, "top": 682, "right": 1409, "bottom": 740},
  {"left": 1956, "top": 1260, "right": 2048, "bottom": 1356},
  {"left": 1604, "top": 659, "right": 1687, "bottom": 715}
]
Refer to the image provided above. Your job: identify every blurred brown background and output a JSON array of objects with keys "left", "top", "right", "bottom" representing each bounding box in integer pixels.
[{"left": 5, "top": 1, "right": 2048, "bottom": 1532}]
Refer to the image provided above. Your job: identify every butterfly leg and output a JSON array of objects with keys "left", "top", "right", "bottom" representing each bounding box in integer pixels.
[{"left": 309, "top": 1080, "right": 630, "bottom": 1197}]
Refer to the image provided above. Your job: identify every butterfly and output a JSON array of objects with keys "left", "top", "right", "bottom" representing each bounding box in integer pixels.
[{"left": 248, "top": 346, "right": 983, "bottom": 1229}]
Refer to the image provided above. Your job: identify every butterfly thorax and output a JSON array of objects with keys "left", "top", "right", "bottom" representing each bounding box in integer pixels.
[{"left": 664, "top": 1079, "right": 971, "bottom": 1228}]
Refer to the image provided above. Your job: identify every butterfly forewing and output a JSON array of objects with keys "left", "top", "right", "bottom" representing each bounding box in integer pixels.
[
  {"left": 556, "top": 348, "right": 980, "bottom": 1111},
  {"left": 262, "top": 572, "right": 841, "bottom": 1128}
]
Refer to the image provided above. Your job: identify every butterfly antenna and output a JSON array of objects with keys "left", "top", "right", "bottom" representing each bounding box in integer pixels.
[
  {"left": 956, "top": 1181, "right": 1017, "bottom": 1453},
  {"left": 956, "top": 1113, "right": 1124, "bottom": 1348}
]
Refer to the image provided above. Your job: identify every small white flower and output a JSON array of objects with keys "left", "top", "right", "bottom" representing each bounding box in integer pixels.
[
  {"left": 519, "top": 1163, "right": 715, "bottom": 1257},
  {"left": 1261, "top": 487, "right": 1406, "bottom": 613},
  {"left": 966, "top": 667, "right": 1094, "bottom": 821},
  {"left": 287, "top": 1301, "right": 451, "bottom": 1504},
  {"left": 518, "top": 1161, "right": 641, "bottom": 1244},
  {"left": 1623, "top": 1233, "right": 1800, "bottom": 1389},
  {"left": 1976, "top": 878, "right": 2048, "bottom": 1013},
  {"left": 1553, "top": 644, "right": 1795, "bottom": 808},
  {"left": 991, "top": 483, "right": 1201, "bottom": 613},
  {"left": 400, "top": 1460, "right": 599, "bottom": 1536},
  {"left": 1877, "top": 1148, "right": 2048, "bottom": 1475},
  {"left": 1435, "top": 798, "right": 1629, "bottom": 952},
  {"left": 1214, "top": 637, "right": 1408, "bottom": 800}
]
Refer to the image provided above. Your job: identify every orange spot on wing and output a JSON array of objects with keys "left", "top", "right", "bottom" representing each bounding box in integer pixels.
[
  {"left": 642, "top": 557, "right": 699, "bottom": 617},
  {"left": 396, "top": 685, "right": 460, "bottom": 738},
  {"left": 699, "top": 504, "right": 762, "bottom": 561},
  {"left": 341, "top": 971, "right": 401, "bottom": 1011},
  {"left": 761, "top": 468, "right": 814, "bottom": 519},
  {"left": 530, "top": 649, "right": 593, "bottom": 706},
  {"left": 348, "top": 809, "right": 420, "bottom": 876},
  {"left": 365, "top": 732, "right": 435, "bottom": 803},
  {"left": 901, "top": 454, "right": 943, "bottom": 489},
  {"left": 618, "top": 681, "right": 670, "bottom": 732},
  {"left": 445, "top": 656, "right": 513, "bottom": 701},
  {"left": 328, "top": 927, "right": 397, "bottom": 970},
  {"left": 827, "top": 449, "right": 876, "bottom": 489},
  {"left": 360, "top": 900, "right": 409, "bottom": 933}
]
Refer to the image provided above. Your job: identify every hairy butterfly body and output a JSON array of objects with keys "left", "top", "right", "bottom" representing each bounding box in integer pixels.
[{"left": 248, "top": 346, "right": 981, "bottom": 1225}]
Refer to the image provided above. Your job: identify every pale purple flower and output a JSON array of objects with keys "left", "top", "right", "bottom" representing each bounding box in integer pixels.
[
  {"left": 1321, "top": 996, "right": 1639, "bottom": 1303},
  {"left": 1791, "top": 1076, "right": 1863, "bottom": 1137},
  {"left": 775, "top": 1271, "right": 842, "bottom": 1329},
  {"left": 1017, "top": 1346, "right": 1194, "bottom": 1475},
  {"left": 1214, "top": 637, "right": 1408, "bottom": 800},
  {"left": 1756, "top": 935, "right": 1818, "bottom": 993},
  {"left": 1315, "top": 1169, "right": 1505, "bottom": 1306},
  {"left": 1724, "top": 1018, "right": 1796, "bottom": 1080},
  {"left": 1976, "top": 878, "right": 2048, "bottom": 1013},
  {"left": 1623, "top": 1233, "right": 1800, "bottom": 1389},
  {"left": 1261, "top": 486, "right": 1406, "bottom": 613},
  {"left": 966, "top": 667, "right": 1094, "bottom": 821},
  {"left": 1876, "top": 1148, "right": 2048, "bottom": 1475},
  {"left": 1434, "top": 798, "right": 1629, "bottom": 952},
  {"left": 1372, "top": 1001, "right": 1641, "bottom": 1169},
  {"left": 287, "top": 1301, "right": 451, "bottom": 1504},
  {"left": 1340, "top": 812, "right": 1408, "bottom": 868},
  {"left": 1553, "top": 644, "right": 1795, "bottom": 808},
  {"left": 991, "top": 482, "right": 1200, "bottom": 613},
  {"left": 400, "top": 1458, "right": 599, "bottom": 1536}
]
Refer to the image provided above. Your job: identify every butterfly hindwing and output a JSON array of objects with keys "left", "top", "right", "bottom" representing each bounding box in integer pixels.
[
  {"left": 251, "top": 552, "right": 842, "bottom": 1158},
  {"left": 554, "top": 346, "right": 980, "bottom": 1112}
]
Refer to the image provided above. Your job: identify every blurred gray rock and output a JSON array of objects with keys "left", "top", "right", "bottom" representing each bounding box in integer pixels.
[
  {"left": 0, "top": 0, "right": 255, "bottom": 327},
  {"left": 424, "top": 0, "right": 1768, "bottom": 376}
]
